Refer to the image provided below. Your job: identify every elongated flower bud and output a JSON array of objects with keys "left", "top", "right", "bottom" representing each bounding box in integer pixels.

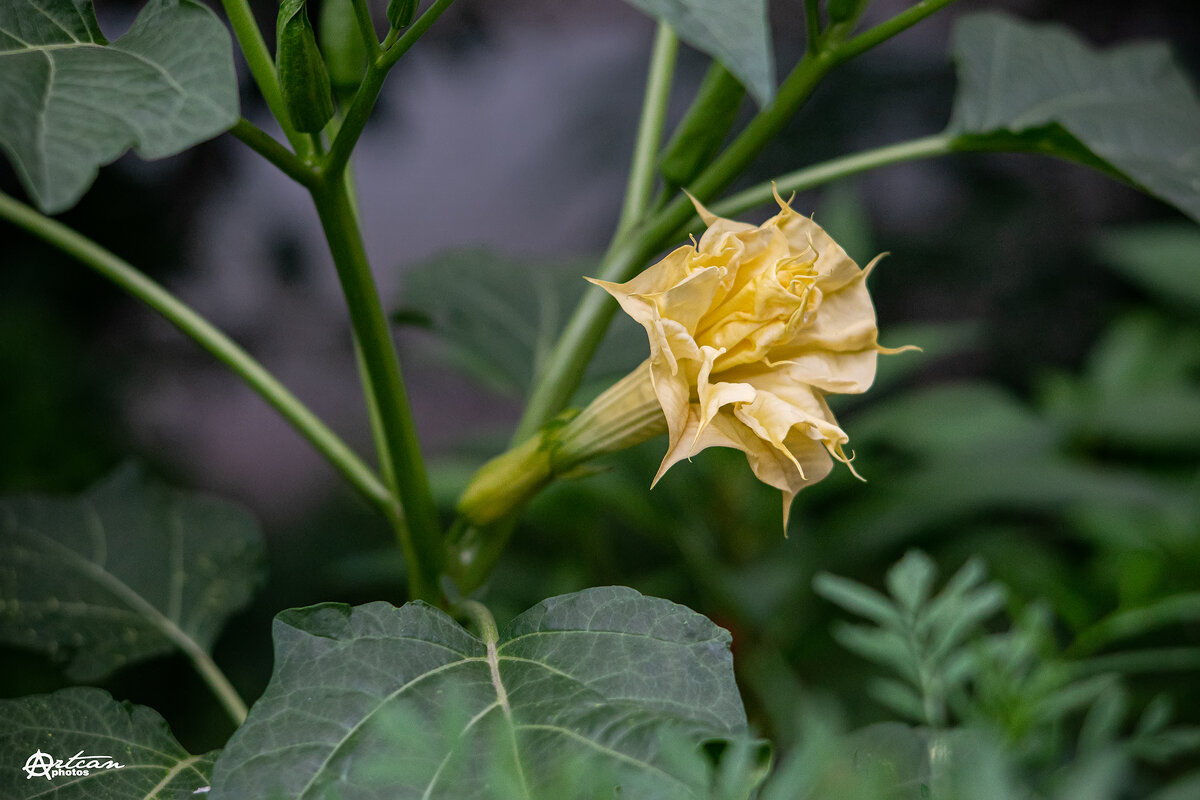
[
  {"left": 319, "top": 0, "right": 367, "bottom": 91},
  {"left": 277, "top": 0, "right": 334, "bottom": 133},
  {"left": 387, "top": 0, "right": 417, "bottom": 30}
]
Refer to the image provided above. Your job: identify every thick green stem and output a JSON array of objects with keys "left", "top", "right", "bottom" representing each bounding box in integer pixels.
[
  {"left": 0, "top": 190, "right": 391, "bottom": 518},
  {"left": 350, "top": 0, "right": 383, "bottom": 58},
  {"left": 309, "top": 177, "right": 442, "bottom": 603},
  {"left": 804, "top": 0, "right": 821, "bottom": 54},
  {"left": 833, "top": 0, "right": 963, "bottom": 63},
  {"left": 323, "top": 0, "right": 457, "bottom": 180},
  {"left": 615, "top": 22, "right": 678, "bottom": 239},
  {"left": 230, "top": 118, "right": 317, "bottom": 187},
  {"left": 218, "top": 0, "right": 310, "bottom": 159},
  {"left": 355, "top": 336, "right": 399, "bottom": 494}
]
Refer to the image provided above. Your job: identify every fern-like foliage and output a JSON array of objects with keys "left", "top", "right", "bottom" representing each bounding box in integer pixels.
[
  {"left": 806, "top": 551, "right": 1200, "bottom": 800},
  {"left": 814, "top": 551, "right": 1007, "bottom": 728}
]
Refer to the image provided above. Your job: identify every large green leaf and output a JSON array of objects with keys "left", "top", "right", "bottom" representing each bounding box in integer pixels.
[
  {"left": 0, "top": 687, "right": 216, "bottom": 799},
  {"left": 210, "top": 587, "right": 748, "bottom": 799},
  {"left": 0, "top": 0, "right": 239, "bottom": 213},
  {"left": 395, "top": 250, "right": 643, "bottom": 399},
  {"left": 623, "top": 0, "right": 774, "bottom": 106},
  {"left": 947, "top": 12, "right": 1200, "bottom": 223},
  {"left": 0, "top": 464, "right": 265, "bottom": 681}
]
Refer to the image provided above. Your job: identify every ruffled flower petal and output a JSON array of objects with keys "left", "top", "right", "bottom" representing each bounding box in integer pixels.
[{"left": 589, "top": 191, "right": 899, "bottom": 522}]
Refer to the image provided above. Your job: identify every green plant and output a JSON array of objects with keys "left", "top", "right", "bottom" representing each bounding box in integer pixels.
[{"left": 1, "top": 0, "right": 1198, "bottom": 797}]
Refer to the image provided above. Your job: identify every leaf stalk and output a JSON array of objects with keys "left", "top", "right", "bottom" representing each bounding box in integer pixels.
[{"left": 0, "top": 190, "right": 392, "bottom": 518}]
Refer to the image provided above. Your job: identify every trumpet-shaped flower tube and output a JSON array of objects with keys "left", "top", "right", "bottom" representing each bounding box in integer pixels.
[{"left": 457, "top": 192, "right": 903, "bottom": 531}]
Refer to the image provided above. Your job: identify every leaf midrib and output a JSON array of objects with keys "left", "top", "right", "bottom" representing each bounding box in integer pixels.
[
  {"left": 293, "top": 655, "right": 488, "bottom": 800},
  {"left": 292, "top": 623, "right": 720, "bottom": 798},
  {"left": 10, "top": 499, "right": 203, "bottom": 670}
]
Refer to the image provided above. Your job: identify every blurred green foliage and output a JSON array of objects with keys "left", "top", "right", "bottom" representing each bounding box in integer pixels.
[
  {"left": 2, "top": 2, "right": 1198, "bottom": 794},
  {"left": 398, "top": 202, "right": 1200, "bottom": 794}
]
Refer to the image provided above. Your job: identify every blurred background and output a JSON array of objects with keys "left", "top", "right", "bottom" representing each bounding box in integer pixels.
[{"left": 2, "top": 0, "right": 1198, "bottom": 780}]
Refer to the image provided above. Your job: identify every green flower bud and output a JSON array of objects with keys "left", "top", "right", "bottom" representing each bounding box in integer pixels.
[
  {"left": 386, "top": 0, "right": 417, "bottom": 31},
  {"left": 827, "top": 0, "right": 869, "bottom": 25},
  {"left": 277, "top": 0, "right": 335, "bottom": 133},
  {"left": 659, "top": 62, "right": 744, "bottom": 188},
  {"left": 319, "top": 0, "right": 367, "bottom": 92}
]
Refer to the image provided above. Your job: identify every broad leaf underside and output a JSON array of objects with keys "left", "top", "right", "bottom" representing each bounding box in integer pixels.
[
  {"left": 211, "top": 586, "right": 747, "bottom": 799},
  {"left": 0, "top": 0, "right": 239, "bottom": 213},
  {"left": 0, "top": 464, "right": 265, "bottom": 681},
  {"left": 0, "top": 687, "right": 217, "bottom": 800},
  {"left": 950, "top": 12, "right": 1200, "bottom": 223}
]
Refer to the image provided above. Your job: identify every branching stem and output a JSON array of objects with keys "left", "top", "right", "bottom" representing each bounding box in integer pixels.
[
  {"left": 323, "top": 0, "right": 457, "bottom": 180},
  {"left": 230, "top": 118, "right": 317, "bottom": 187},
  {"left": 0, "top": 190, "right": 392, "bottom": 518},
  {"left": 833, "top": 0, "right": 963, "bottom": 63},
  {"left": 219, "top": 0, "right": 310, "bottom": 159}
]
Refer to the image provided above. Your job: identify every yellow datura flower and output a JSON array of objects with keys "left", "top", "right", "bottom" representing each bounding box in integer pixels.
[{"left": 587, "top": 192, "right": 898, "bottom": 522}]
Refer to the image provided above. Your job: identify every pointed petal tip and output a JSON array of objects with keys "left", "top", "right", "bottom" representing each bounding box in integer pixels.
[
  {"left": 771, "top": 183, "right": 798, "bottom": 213},
  {"left": 684, "top": 190, "right": 719, "bottom": 227},
  {"left": 862, "top": 252, "right": 889, "bottom": 278},
  {"left": 782, "top": 491, "right": 796, "bottom": 535}
]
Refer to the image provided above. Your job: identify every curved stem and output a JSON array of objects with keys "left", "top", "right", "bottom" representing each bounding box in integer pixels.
[
  {"left": 179, "top": 633, "right": 249, "bottom": 725},
  {"left": 615, "top": 22, "right": 678, "bottom": 240},
  {"left": 0, "top": 190, "right": 392, "bottom": 517},
  {"left": 323, "top": 0, "right": 457, "bottom": 181},
  {"left": 1066, "top": 594, "right": 1200, "bottom": 658},
  {"left": 218, "top": 0, "right": 310, "bottom": 160},
  {"left": 512, "top": 236, "right": 644, "bottom": 443},
  {"left": 455, "top": 598, "right": 499, "bottom": 644},
  {"left": 229, "top": 118, "right": 317, "bottom": 187},
  {"left": 708, "top": 133, "right": 955, "bottom": 224},
  {"left": 309, "top": 177, "right": 442, "bottom": 603},
  {"left": 833, "top": 0, "right": 963, "bottom": 64}
]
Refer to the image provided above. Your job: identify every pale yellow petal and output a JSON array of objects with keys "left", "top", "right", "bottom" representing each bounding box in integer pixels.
[
  {"left": 694, "top": 345, "right": 755, "bottom": 440},
  {"left": 648, "top": 355, "right": 694, "bottom": 471},
  {"left": 584, "top": 191, "right": 902, "bottom": 520},
  {"left": 685, "top": 190, "right": 720, "bottom": 227},
  {"left": 767, "top": 349, "right": 878, "bottom": 394}
]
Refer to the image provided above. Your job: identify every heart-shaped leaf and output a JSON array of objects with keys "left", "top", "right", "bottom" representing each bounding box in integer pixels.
[
  {"left": 947, "top": 12, "right": 1200, "bottom": 223},
  {"left": 210, "top": 586, "right": 748, "bottom": 798},
  {"left": 0, "top": 687, "right": 216, "bottom": 799},
  {"left": 0, "top": 464, "right": 265, "bottom": 681},
  {"left": 0, "top": 0, "right": 239, "bottom": 213}
]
